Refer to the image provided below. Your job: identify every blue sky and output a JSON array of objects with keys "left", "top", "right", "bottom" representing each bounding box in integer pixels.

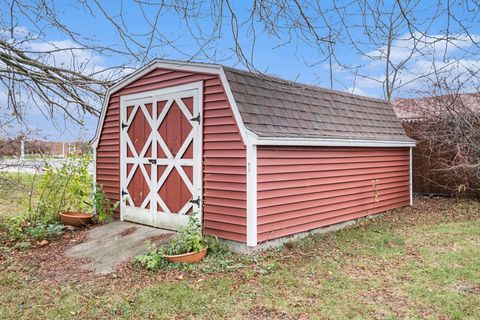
[{"left": 5, "top": 0, "right": 480, "bottom": 141}]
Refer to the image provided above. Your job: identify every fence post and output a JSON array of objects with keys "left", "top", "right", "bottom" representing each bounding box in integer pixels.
[{"left": 20, "top": 139, "right": 25, "bottom": 159}]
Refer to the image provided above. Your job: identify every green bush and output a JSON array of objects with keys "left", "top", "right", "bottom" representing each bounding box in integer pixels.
[
  {"left": 134, "top": 242, "right": 170, "bottom": 270},
  {"left": 134, "top": 235, "right": 227, "bottom": 271},
  {"left": 35, "top": 154, "right": 92, "bottom": 222},
  {"left": 0, "top": 214, "right": 29, "bottom": 242},
  {"left": 25, "top": 223, "right": 63, "bottom": 241}
]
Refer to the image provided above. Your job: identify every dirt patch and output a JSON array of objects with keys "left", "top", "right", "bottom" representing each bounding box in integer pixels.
[
  {"left": 118, "top": 226, "right": 137, "bottom": 237},
  {"left": 145, "top": 232, "right": 174, "bottom": 243},
  {"left": 246, "top": 306, "right": 305, "bottom": 320},
  {"left": 455, "top": 284, "right": 480, "bottom": 295},
  {"left": 3, "top": 226, "right": 174, "bottom": 286},
  {"left": 6, "top": 226, "right": 99, "bottom": 285}
]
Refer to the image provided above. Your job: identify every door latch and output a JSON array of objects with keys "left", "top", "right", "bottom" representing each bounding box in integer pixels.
[
  {"left": 189, "top": 198, "right": 200, "bottom": 206},
  {"left": 148, "top": 159, "right": 157, "bottom": 164},
  {"left": 121, "top": 122, "right": 128, "bottom": 129},
  {"left": 121, "top": 189, "right": 128, "bottom": 196},
  {"left": 190, "top": 114, "right": 200, "bottom": 123}
]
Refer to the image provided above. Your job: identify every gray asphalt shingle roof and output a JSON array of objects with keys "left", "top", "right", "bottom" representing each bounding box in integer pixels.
[{"left": 223, "top": 67, "right": 412, "bottom": 142}]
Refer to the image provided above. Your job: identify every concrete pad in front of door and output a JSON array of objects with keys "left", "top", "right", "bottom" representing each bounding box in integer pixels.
[{"left": 66, "top": 221, "right": 174, "bottom": 275}]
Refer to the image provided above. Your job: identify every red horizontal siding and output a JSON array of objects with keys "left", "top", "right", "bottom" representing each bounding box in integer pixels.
[
  {"left": 256, "top": 147, "right": 410, "bottom": 242},
  {"left": 96, "top": 68, "right": 247, "bottom": 242},
  {"left": 202, "top": 76, "right": 246, "bottom": 242}
]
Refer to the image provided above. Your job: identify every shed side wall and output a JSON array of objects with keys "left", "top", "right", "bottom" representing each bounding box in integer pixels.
[
  {"left": 95, "top": 68, "right": 247, "bottom": 242},
  {"left": 256, "top": 146, "right": 410, "bottom": 242}
]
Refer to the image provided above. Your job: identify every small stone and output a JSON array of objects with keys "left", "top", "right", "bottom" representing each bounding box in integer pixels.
[
  {"left": 38, "top": 240, "right": 49, "bottom": 247},
  {"left": 177, "top": 275, "right": 184, "bottom": 280}
]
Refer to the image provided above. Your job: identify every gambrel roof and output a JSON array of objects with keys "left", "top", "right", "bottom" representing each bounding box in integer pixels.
[
  {"left": 92, "top": 59, "right": 415, "bottom": 148},
  {"left": 224, "top": 67, "right": 412, "bottom": 142}
]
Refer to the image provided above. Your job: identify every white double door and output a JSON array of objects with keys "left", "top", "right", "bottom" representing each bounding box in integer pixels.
[{"left": 119, "top": 84, "right": 202, "bottom": 230}]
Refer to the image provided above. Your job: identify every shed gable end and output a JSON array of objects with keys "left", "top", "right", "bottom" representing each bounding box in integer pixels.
[{"left": 95, "top": 67, "right": 247, "bottom": 242}]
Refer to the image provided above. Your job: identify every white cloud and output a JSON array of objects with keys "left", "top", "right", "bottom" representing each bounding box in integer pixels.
[
  {"left": 347, "top": 86, "right": 370, "bottom": 96},
  {"left": 352, "top": 32, "right": 480, "bottom": 97},
  {"left": 0, "top": 26, "right": 113, "bottom": 139},
  {"left": 0, "top": 26, "right": 30, "bottom": 38},
  {"left": 28, "top": 39, "right": 106, "bottom": 76}
]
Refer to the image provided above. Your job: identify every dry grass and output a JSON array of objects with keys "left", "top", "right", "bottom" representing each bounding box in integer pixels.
[{"left": 1, "top": 196, "right": 480, "bottom": 319}]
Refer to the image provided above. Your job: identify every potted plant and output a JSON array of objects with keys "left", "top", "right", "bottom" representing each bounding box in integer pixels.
[
  {"left": 59, "top": 211, "right": 93, "bottom": 227},
  {"left": 60, "top": 185, "right": 119, "bottom": 226},
  {"left": 162, "top": 213, "right": 208, "bottom": 263}
]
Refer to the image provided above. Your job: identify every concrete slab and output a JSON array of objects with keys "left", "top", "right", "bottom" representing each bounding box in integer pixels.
[{"left": 66, "top": 221, "right": 174, "bottom": 274}]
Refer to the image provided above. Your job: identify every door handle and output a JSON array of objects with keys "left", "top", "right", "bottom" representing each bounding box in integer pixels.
[{"left": 148, "top": 159, "right": 157, "bottom": 164}]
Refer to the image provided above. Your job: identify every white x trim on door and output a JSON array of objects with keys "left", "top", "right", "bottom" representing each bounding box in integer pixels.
[{"left": 119, "top": 82, "right": 203, "bottom": 230}]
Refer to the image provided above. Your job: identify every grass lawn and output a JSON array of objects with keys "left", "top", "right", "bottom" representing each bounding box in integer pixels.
[
  {"left": 1, "top": 174, "right": 480, "bottom": 319},
  {"left": 0, "top": 172, "right": 40, "bottom": 217}
]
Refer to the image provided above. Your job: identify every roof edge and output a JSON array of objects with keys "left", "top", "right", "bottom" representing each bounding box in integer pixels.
[
  {"left": 254, "top": 136, "right": 416, "bottom": 147},
  {"left": 107, "top": 59, "right": 223, "bottom": 98},
  {"left": 91, "top": 59, "right": 251, "bottom": 149}
]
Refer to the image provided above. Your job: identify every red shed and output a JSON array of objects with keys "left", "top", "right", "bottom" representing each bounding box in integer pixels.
[{"left": 92, "top": 59, "right": 415, "bottom": 249}]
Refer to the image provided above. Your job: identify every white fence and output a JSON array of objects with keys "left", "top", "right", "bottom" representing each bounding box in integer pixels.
[{"left": 0, "top": 159, "right": 94, "bottom": 175}]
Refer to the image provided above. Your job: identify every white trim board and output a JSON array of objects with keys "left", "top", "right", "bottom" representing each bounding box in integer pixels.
[
  {"left": 246, "top": 142, "right": 258, "bottom": 246},
  {"left": 409, "top": 146, "right": 413, "bottom": 206},
  {"left": 254, "top": 137, "right": 416, "bottom": 147}
]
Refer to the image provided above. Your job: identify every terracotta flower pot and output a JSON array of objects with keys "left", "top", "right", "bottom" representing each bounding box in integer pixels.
[
  {"left": 60, "top": 211, "right": 93, "bottom": 227},
  {"left": 163, "top": 247, "right": 208, "bottom": 263}
]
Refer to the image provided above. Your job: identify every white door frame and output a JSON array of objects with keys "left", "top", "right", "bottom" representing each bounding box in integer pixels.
[{"left": 119, "top": 81, "right": 203, "bottom": 230}]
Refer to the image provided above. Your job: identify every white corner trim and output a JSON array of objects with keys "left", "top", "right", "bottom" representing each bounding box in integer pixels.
[
  {"left": 255, "top": 136, "right": 416, "bottom": 148},
  {"left": 246, "top": 142, "right": 258, "bottom": 246},
  {"left": 410, "top": 146, "right": 413, "bottom": 206},
  {"left": 218, "top": 67, "right": 258, "bottom": 145},
  {"left": 92, "top": 146, "right": 97, "bottom": 215},
  {"left": 91, "top": 59, "right": 255, "bottom": 149}
]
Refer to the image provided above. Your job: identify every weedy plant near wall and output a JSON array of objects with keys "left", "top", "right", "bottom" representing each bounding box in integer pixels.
[
  {"left": 0, "top": 153, "right": 107, "bottom": 247},
  {"left": 91, "top": 185, "right": 120, "bottom": 223}
]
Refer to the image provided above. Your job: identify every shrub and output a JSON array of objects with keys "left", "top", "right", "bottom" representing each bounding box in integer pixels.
[
  {"left": 134, "top": 214, "right": 226, "bottom": 271},
  {"left": 35, "top": 154, "right": 92, "bottom": 222},
  {"left": 25, "top": 223, "right": 63, "bottom": 241}
]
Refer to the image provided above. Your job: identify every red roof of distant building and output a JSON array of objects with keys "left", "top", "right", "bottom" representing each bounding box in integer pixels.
[{"left": 393, "top": 93, "right": 480, "bottom": 121}]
